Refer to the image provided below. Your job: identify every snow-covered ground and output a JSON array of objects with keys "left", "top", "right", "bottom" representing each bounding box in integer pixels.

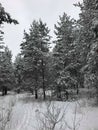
[
  {"left": 0, "top": 93, "right": 97, "bottom": 130},
  {"left": 0, "top": 93, "right": 16, "bottom": 130}
]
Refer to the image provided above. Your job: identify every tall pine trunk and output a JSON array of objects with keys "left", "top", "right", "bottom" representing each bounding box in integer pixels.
[
  {"left": 35, "top": 82, "right": 38, "bottom": 99},
  {"left": 2, "top": 86, "right": 7, "bottom": 96},
  {"left": 35, "top": 74, "right": 38, "bottom": 99},
  {"left": 96, "top": 80, "right": 98, "bottom": 104},
  {"left": 17, "top": 74, "right": 21, "bottom": 93},
  {"left": 76, "top": 84, "right": 79, "bottom": 95},
  {"left": 35, "top": 88, "right": 38, "bottom": 99},
  {"left": 57, "top": 86, "right": 61, "bottom": 100},
  {"left": 42, "top": 73, "right": 46, "bottom": 100},
  {"left": 42, "top": 59, "right": 46, "bottom": 100}
]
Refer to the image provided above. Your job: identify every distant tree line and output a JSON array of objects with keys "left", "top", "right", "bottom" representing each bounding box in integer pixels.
[{"left": 1, "top": 0, "right": 98, "bottom": 102}]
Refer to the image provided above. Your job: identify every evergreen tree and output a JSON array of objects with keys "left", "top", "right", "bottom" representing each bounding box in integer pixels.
[
  {"left": 0, "top": 3, "right": 18, "bottom": 95},
  {"left": 0, "top": 3, "right": 18, "bottom": 47},
  {"left": 38, "top": 20, "right": 51, "bottom": 100},
  {"left": 0, "top": 47, "right": 15, "bottom": 95},
  {"left": 75, "top": 0, "right": 98, "bottom": 101},
  {"left": 14, "top": 54, "right": 24, "bottom": 93},
  {"left": 20, "top": 20, "right": 51, "bottom": 99},
  {"left": 53, "top": 13, "right": 77, "bottom": 100}
]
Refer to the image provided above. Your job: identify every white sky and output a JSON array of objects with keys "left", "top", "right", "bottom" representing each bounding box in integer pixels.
[{"left": 0, "top": 0, "right": 82, "bottom": 60}]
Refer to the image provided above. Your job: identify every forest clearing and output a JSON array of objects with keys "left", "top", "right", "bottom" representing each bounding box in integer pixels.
[
  {"left": 0, "top": 0, "right": 98, "bottom": 129},
  {"left": 0, "top": 92, "right": 97, "bottom": 130}
]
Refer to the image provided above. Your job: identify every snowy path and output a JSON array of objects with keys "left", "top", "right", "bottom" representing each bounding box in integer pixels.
[
  {"left": 4, "top": 94, "right": 98, "bottom": 130},
  {"left": 5, "top": 94, "right": 35, "bottom": 130},
  {"left": 16, "top": 103, "right": 31, "bottom": 130}
]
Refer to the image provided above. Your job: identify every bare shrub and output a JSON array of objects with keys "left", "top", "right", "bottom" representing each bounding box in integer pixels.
[
  {"left": 65, "top": 101, "right": 83, "bottom": 130},
  {"left": 36, "top": 101, "right": 68, "bottom": 130}
]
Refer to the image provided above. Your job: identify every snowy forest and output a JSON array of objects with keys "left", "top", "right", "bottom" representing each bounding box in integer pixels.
[{"left": 0, "top": 0, "right": 98, "bottom": 130}]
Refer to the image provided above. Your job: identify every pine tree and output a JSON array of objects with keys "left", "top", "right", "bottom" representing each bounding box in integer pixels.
[
  {"left": 20, "top": 20, "right": 51, "bottom": 99},
  {"left": 53, "top": 13, "right": 77, "bottom": 100},
  {"left": 76, "top": 0, "right": 98, "bottom": 101},
  {"left": 0, "top": 47, "right": 15, "bottom": 95},
  {"left": 0, "top": 3, "right": 18, "bottom": 95},
  {"left": 0, "top": 3, "right": 18, "bottom": 48},
  {"left": 14, "top": 54, "right": 24, "bottom": 93},
  {"left": 38, "top": 20, "right": 51, "bottom": 100}
]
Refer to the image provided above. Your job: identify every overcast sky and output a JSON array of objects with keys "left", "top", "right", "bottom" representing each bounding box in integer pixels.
[{"left": 0, "top": 0, "right": 82, "bottom": 60}]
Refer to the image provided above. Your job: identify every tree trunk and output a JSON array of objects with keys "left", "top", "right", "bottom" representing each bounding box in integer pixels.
[
  {"left": 43, "top": 86, "right": 46, "bottom": 100},
  {"left": 2, "top": 86, "right": 7, "bottom": 96},
  {"left": 66, "top": 90, "right": 69, "bottom": 100},
  {"left": 41, "top": 59, "right": 46, "bottom": 100},
  {"left": 17, "top": 74, "right": 21, "bottom": 93},
  {"left": 35, "top": 78, "right": 38, "bottom": 99},
  {"left": 96, "top": 85, "right": 98, "bottom": 104},
  {"left": 42, "top": 70, "right": 46, "bottom": 100},
  {"left": 2, "top": 89, "right": 4, "bottom": 96},
  {"left": 76, "top": 84, "right": 79, "bottom": 95},
  {"left": 35, "top": 88, "right": 38, "bottom": 99},
  {"left": 5, "top": 86, "right": 7, "bottom": 95},
  {"left": 57, "top": 86, "right": 61, "bottom": 100},
  {"left": 17, "top": 89, "right": 20, "bottom": 94}
]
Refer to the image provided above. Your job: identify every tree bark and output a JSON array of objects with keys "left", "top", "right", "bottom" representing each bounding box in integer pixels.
[
  {"left": 57, "top": 86, "right": 61, "bottom": 100},
  {"left": 76, "top": 84, "right": 79, "bottom": 95},
  {"left": 42, "top": 59, "right": 46, "bottom": 100},
  {"left": 5, "top": 86, "right": 7, "bottom": 95},
  {"left": 42, "top": 69, "right": 46, "bottom": 100},
  {"left": 35, "top": 88, "right": 38, "bottom": 99},
  {"left": 66, "top": 90, "right": 69, "bottom": 100},
  {"left": 2, "top": 86, "right": 7, "bottom": 96},
  {"left": 35, "top": 76, "right": 38, "bottom": 99}
]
